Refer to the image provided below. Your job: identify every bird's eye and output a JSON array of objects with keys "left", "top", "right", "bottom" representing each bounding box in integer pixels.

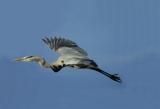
[{"left": 61, "top": 60, "right": 64, "bottom": 63}]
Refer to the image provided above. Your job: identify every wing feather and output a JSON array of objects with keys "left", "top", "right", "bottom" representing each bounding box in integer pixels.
[{"left": 42, "top": 37, "right": 88, "bottom": 56}]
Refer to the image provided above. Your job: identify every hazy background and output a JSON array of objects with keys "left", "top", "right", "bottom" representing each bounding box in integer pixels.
[{"left": 0, "top": 0, "right": 160, "bottom": 109}]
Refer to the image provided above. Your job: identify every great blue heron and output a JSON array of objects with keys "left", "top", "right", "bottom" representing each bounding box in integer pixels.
[{"left": 16, "top": 37, "right": 122, "bottom": 83}]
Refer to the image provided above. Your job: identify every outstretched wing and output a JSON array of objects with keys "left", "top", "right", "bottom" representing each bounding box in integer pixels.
[{"left": 42, "top": 37, "right": 88, "bottom": 56}]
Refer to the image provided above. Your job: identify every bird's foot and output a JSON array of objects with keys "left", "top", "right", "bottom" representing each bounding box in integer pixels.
[{"left": 110, "top": 74, "right": 122, "bottom": 83}]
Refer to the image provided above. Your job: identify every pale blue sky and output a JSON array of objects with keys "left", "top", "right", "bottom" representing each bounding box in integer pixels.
[{"left": 0, "top": 0, "right": 160, "bottom": 109}]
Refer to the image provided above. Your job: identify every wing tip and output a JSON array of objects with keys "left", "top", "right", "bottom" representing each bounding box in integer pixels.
[{"left": 41, "top": 36, "right": 81, "bottom": 52}]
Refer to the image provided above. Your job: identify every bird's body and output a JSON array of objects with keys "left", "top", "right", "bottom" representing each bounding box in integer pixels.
[{"left": 16, "top": 37, "right": 122, "bottom": 83}]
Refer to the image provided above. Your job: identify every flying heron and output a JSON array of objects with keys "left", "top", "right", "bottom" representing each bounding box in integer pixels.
[{"left": 16, "top": 37, "right": 122, "bottom": 83}]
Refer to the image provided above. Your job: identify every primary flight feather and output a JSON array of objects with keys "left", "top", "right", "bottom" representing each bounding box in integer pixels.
[{"left": 16, "top": 37, "right": 122, "bottom": 83}]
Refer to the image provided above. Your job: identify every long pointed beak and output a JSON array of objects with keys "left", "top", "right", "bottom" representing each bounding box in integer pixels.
[{"left": 15, "top": 57, "right": 25, "bottom": 62}]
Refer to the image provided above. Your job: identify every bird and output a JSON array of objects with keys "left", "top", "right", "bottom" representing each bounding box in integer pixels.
[{"left": 15, "top": 37, "right": 122, "bottom": 83}]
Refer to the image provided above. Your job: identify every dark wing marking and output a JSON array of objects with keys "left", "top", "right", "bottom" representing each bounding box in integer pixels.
[
  {"left": 42, "top": 37, "right": 78, "bottom": 51},
  {"left": 50, "top": 65, "right": 63, "bottom": 72}
]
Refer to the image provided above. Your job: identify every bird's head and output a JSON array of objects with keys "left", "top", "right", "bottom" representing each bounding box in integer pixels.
[{"left": 15, "top": 56, "right": 41, "bottom": 62}]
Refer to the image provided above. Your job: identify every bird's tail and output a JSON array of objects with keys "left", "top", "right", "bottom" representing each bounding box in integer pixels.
[{"left": 89, "top": 67, "right": 122, "bottom": 83}]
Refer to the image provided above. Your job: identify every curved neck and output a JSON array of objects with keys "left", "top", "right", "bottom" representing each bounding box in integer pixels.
[{"left": 37, "top": 58, "right": 50, "bottom": 68}]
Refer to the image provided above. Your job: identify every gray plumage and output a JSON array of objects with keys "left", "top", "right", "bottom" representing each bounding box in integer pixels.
[
  {"left": 15, "top": 37, "right": 122, "bottom": 83},
  {"left": 42, "top": 37, "right": 88, "bottom": 56}
]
